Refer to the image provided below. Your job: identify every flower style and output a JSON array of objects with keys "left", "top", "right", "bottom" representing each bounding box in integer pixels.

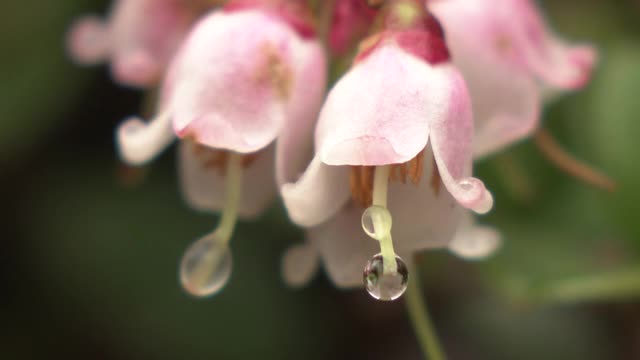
[
  {"left": 116, "top": 0, "right": 327, "bottom": 296},
  {"left": 428, "top": 0, "right": 597, "bottom": 158},
  {"left": 280, "top": 0, "right": 493, "bottom": 299},
  {"left": 67, "top": 0, "right": 210, "bottom": 87}
]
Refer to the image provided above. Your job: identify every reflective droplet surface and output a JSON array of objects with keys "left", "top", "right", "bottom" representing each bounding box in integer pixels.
[
  {"left": 361, "top": 206, "right": 392, "bottom": 240},
  {"left": 180, "top": 235, "right": 232, "bottom": 297},
  {"left": 363, "top": 254, "right": 409, "bottom": 301}
]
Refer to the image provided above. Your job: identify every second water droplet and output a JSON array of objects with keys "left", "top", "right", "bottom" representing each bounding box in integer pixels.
[
  {"left": 363, "top": 254, "right": 409, "bottom": 301},
  {"left": 179, "top": 235, "right": 232, "bottom": 297}
]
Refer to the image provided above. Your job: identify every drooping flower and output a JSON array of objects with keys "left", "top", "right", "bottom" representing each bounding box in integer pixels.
[
  {"left": 67, "top": 0, "right": 210, "bottom": 87},
  {"left": 428, "top": 0, "right": 597, "bottom": 158},
  {"left": 280, "top": 0, "right": 493, "bottom": 299},
  {"left": 116, "top": 0, "right": 327, "bottom": 296}
]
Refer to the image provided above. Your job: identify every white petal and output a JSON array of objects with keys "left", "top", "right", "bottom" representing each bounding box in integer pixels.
[
  {"left": 448, "top": 212, "right": 501, "bottom": 260},
  {"left": 116, "top": 112, "right": 175, "bottom": 165},
  {"left": 281, "top": 154, "right": 351, "bottom": 227},
  {"left": 281, "top": 242, "right": 319, "bottom": 288},
  {"left": 178, "top": 142, "right": 276, "bottom": 218}
]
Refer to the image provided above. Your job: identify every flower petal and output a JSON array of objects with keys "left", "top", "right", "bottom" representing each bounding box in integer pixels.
[
  {"left": 508, "top": 0, "right": 597, "bottom": 89},
  {"left": 66, "top": 16, "right": 111, "bottom": 64},
  {"left": 448, "top": 211, "right": 501, "bottom": 260},
  {"left": 281, "top": 242, "right": 320, "bottom": 288},
  {"left": 316, "top": 44, "right": 461, "bottom": 166},
  {"left": 307, "top": 205, "right": 378, "bottom": 288},
  {"left": 387, "top": 148, "right": 463, "bottom": 251},
  {"left": 178, "top": 142, "right": 276, "bottom": 218},
  {"left": 429, "top": 0, "right": 594, "bottom": 158},
  {"left": 308, "top": 205, "right": 417, "bottom": 288},
  {"left": 281, "top": 154, "right": 351, "bottom": 227},
  {"left": 427, "top": 69, "right": 494, "bottom": 214},
  {"left": 116, "top": 112, "right": 175, "bottom": 166},
  {"left": 275, "top": 41, "right": 327, "bottom": 186},
  {"left": 168, "top": 10, "right": 320, "bottom": 153}
]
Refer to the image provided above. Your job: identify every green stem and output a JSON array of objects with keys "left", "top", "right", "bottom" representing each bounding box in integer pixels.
[
  {"left": 537, "top": 266, "right": 640, "bottom": 304},
  {"left": 372, "top": 166, "right": 397, "bottom": 275},
  {"left": 405, "top": 262, "right": 446, "bottom": 360},
  {"left": 217, "top": 152, "right": 243, "bottom": 243}
]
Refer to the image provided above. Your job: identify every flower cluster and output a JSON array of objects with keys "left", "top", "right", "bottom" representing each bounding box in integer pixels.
[{"left": 68, "top": 0, "right": 595, "bottom": 301}]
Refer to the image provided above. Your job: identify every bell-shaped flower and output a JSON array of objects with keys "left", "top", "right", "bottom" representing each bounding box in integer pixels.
[
  {"left": 280, "top": 0, "right": 493, "bottom": 298},
  {"left": 67, "top": 0, "right": 208, "bottom": 87},
  {"left": 428, "top": 0, "right": 597, "bottom": 158},
  {"left": 115, "top": 0, "right": 327, "bottom": 297}
]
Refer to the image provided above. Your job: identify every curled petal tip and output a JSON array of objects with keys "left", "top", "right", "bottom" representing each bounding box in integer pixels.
[
  {"left": 116, "top": 114, "right": 175, "bottom": 166},
  {"left": 449, "top": 225, "right": 501, "bottom": 260},
  {"left": 67, "top": 16, "right": 110, "bottom": 64},
  {"left": 281, "top": 243, "right": 319, "bottom": 288},
  {"left": 455, "top": 178, "right": 494, "bottom": 214},
  {"left": 111, "top": 51, "right": 161, "bottom": 87},
  {"left": 280, "top": 183, "right": 321, "bottom": 227}
]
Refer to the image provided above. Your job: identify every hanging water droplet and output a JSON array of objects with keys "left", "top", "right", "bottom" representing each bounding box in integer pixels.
[
  {"left": 179, "top": 235, "right": 232, "bottom": 297},
  {"left": 363, "top": 254, "right": 408, "bottom": 301},
  {"left": 361, "top": 206, "right": 392, "bottom": 240}
]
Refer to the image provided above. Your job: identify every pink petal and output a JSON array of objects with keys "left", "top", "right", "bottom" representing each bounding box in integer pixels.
[
  {"left": 68, "top": 0, "right": 198, "bottom": 87},
  {"left": 168, "top": 10, "right": 321, "bottom": 153},
  {"left": 178, "top": 142, "right": 276, "bottom": 218},
  {"left": 460, "top": 52, "right": 540, "bottom": 158},
  {"left": 66, "top": 16, "right": 111, "bottom": 64},
  {"left": 111, "top": 50, "right": 161, "bottom": 87},
  {"left": 509, "top": 0, "right": 598, "bottom": 89},
  {"left": 316, "top": 44, "right": 458, "bottom": 166},
  {"left": 274, "top": 41, "right": 327, "bottom": 186},
  {"left": 429, "top": 0, "right": 595, "bottom": 157},
  {"left": 427, "top": 69, "right": 494, "bottom": 214},
  {"left": 280, "top": 154, "right": 351, "bottom": 227}
]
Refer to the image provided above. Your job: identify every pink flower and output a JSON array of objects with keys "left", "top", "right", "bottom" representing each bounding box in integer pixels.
[
  {"left": 428, "top": 0, "right": 598, "bottom": 158},
  {"left": 281, "top": 1, "right": 493, "bottom": 291},
  {"left": 67, "top": 0, "right": 206, "bottom": 87},
  {"left": 115, "top": 1, "right": 327, "bottom": 296}
]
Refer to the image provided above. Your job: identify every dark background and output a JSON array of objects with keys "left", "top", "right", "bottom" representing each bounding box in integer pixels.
[{"left": 1, "top": 0, "right": 640, "bottom": 359}]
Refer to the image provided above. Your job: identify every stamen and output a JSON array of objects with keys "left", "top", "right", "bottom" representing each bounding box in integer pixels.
[
  {"left": 361, "top": 166, "right": 409, "bottom": 301},
  {"left": 350, "top": 151, "right": 424, "bottom": 207},
  {"left": 534, "top": 128, "right": 616, "bottom": 192},
  {"left": 429, "top": 157, "right": 441, "bottom": 195},
  {"left": 179, "top": 152, "right": 243, "bottom": 297}
]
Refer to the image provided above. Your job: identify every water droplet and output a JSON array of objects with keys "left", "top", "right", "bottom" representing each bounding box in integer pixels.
[
  {"left": 179, "top": 235, "right": 232, "bottom": 297},
  {"left": 363, "top": 254, "right": 409, "bottom": 301},
  {"left": 361, "top": 206, "right": 392, "bottom": 240}
]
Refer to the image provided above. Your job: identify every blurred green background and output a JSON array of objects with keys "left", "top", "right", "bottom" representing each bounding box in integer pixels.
[{"left": 1, "top": 0, "right": 639, "bottom": 359}]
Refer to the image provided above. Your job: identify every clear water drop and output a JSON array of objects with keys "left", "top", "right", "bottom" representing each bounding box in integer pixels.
[
  {"left": 361, "top": 206, "right": 392, "bottom": 240},
  {"left": 179, "top": 235, "right": 232, "bottom": 297},
  {"left": 363, "top": 254, "right": 409, "bottom": 301}
]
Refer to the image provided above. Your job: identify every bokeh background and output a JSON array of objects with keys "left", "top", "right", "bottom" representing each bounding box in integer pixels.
[{"left": 1, "top": 0, "right": 639, "bottom": 359}]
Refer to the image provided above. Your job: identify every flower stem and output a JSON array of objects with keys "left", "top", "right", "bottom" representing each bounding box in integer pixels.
[
  {"left": 534, "top": 128, "right": 616, "bottom": 192},
  {"left": 405, "top": 262, "right": 446, "bottom": 360},
  {"left": 217, "top": 152, "right": 243, "bottom": 243},
  {"left": 534, "top": 266, "right": 640, "bottom": 304},
  {"left": 372, "top": 165, "right": 397, "bottom": 275}
]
